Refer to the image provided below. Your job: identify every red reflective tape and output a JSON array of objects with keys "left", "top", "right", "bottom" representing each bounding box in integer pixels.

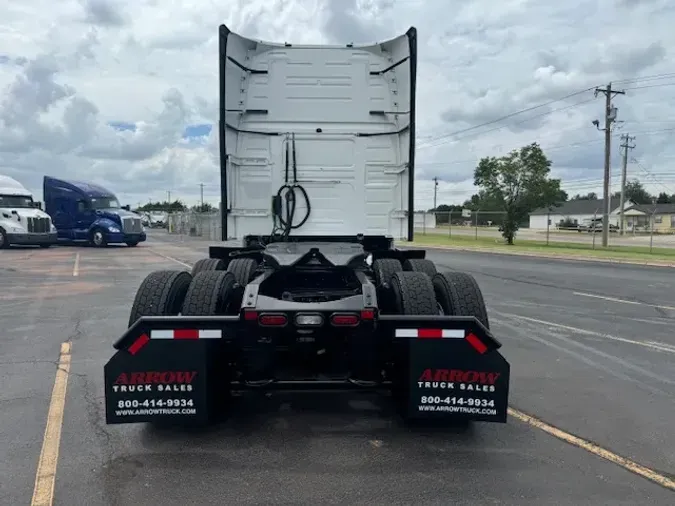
[
  {"left": 174, "top": 329, "right": 199, "bottom": 340},
  {"left": 128, "top": 333, "right": 150, "bottom": 355},
  {"left": 466, "top": 332, "right": 487, "bottom": 354},
  {"left": 418, "top": 329, "right": 443, "bottom": 339}
]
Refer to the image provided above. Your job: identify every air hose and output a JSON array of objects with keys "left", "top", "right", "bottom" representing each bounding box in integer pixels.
[{"left": 271, "top": 132, "right": 311, "bottom": 240}]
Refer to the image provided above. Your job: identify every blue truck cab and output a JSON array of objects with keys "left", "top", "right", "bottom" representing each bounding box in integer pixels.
[{"left": 44, "top": 176, "right": 146, "bottom": 247}]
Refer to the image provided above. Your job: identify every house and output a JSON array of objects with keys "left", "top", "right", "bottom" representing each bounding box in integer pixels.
[
  {"left": 528, "top": 198, "right": 636, "bottom": 229},
  {"left": 622, "top": 203, "right": 675, "bottom": 232}
]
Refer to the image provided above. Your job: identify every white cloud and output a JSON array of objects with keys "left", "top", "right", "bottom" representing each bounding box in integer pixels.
[{"left": 1, "top": 0, "right": 674, "bottom": 210}]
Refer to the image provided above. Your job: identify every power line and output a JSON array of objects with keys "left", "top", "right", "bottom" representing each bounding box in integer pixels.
[
  {"left": 612, "top": 72, "right": 675, "bottom": 85},
  {"left": 416, "top": 125, "right": 675, "bottom": 172},
  {"left": 622, "top": 82, "right": 675, "bottom": 91},
  {"left": 415, "top": 72, "right": 675, "bottom": 151},
  {"left": 630, "top": 157, "right": 675, "bottom": 194},
  {"left": 416, "top": 87, "right": 597, "bottom": 149},
  {"left": 418, "top": 97, "right": 597, "bottom": 150}
]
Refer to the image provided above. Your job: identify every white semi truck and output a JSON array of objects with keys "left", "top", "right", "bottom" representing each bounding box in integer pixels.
[
  {"left": 102, "top": 25, "right": 511, "bottom": 429},
  {"left": 0, "top": 175, "right": 58, "bottom": 248}
]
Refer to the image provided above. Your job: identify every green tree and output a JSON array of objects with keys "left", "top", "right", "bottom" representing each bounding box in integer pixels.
[
  {"left": 474, "top": 142, "right": 564, "bottom": 244},
  {"left": 656, "top": 192, "right": 671, "bottom": 204},
  {"left": 135, "top": 200, "right": 187, "bottom": 213},
  {"left": 623, "top": 179, "right": 652, "bottom": 204},
  {"left": 192, "top": 202, "right": 215, "bottom": 212},
  {"left": 571, "top": 192, "right": 597, "bottom": 201},
  {"left": 427, "top": 204, "right": 463, "bottom": 224}
]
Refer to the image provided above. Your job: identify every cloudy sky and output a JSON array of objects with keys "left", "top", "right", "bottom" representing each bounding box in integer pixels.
[{"left": 1, "top": 0, "right": 674, "bottom": 210}]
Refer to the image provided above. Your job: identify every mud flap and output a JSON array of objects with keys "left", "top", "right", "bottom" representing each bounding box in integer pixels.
[
  {"left": 379, "top": 315, "right": 510, "bottom": 423},
  {"left": 104, "top": 316, "right": 239, "bottom": 425}
]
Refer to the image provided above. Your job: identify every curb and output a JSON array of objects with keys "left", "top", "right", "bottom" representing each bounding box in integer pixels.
[{"left": 398, "top": 243, "right": 675, "bottom": 268}]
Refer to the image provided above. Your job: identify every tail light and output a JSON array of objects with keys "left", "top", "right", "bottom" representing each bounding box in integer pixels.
[
  {"left": 243, "top": 310, "right": 258, "bottom": 321},
  {"left": 360, "top": 309, "right": 375, "bottom": 320},
  {"left": 259, "top": 313, "right": 288, "bottom": 326},
  {"left": 330, "top": 313, "right": 360, "bottom": 326}
]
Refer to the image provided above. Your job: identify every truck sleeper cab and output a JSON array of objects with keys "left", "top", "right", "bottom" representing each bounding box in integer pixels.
[
  {"left": 44, "top": 176, "right": 146, "bottom": 247},
  {"left": 0, "top": 175, "right": 58, "bottom": 249}
]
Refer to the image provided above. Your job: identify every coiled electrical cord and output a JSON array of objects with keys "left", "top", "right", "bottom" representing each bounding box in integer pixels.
[{"left": 271, "top": 132, "right": 311, "bottom": 240}]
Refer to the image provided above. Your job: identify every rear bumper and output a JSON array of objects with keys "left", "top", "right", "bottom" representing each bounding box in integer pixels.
[
  {"left": 7, "top": 232, "right": 58, "bottom": 245},
  {"left": 104, "top": 314, "right": 510, "bottom": 426}
]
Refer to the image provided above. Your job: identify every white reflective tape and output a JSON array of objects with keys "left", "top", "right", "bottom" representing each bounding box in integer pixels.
[
  {"left": 150, "top": 330, "right": 174, "bottom": 339},
  {"left": 198, "top": 329, "right": 222, "bottom": 339},
  {"left": 395, "top": 329, "right": 418, "bottom": 338},
  {"left": 442, "top": 329, "right": 465, "bottom": 339}
]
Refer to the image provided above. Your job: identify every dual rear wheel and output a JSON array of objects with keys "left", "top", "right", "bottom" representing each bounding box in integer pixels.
[
  {"left": 371, "top": 257, "right": 489, "bottom": 328},
  {"left": 128, "top": 258, "right": 259, "bottom": 326},
  {"left": 127, "top": 255, "right": 489, "bottom": 330}
]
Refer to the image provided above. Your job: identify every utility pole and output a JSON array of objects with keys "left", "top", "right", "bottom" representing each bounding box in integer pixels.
[
  {"left": 167, "top": 191, "right": 171, "bottom": 212},
  {"left": 593, "top": 82, "right": 625, "bottom": 247},
  {"left": 619, "top": 133, "right": 636, "bottom": 235},
  {"left": 433, "top": 177, "right": 439, "bottom": 209},
  {"left": 200, "top": 183, "right": 204, "bottom": 210}
]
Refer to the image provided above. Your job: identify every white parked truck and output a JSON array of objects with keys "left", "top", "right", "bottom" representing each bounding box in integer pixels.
[{"left": 0, "top": 175, "right": 58, "bottom": 248}]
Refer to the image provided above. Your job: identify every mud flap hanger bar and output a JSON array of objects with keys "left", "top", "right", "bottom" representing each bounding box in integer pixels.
[
  {"left": 378, "top": 315, "right": 501, "bottom": 354},
  {"left": 114, "top": 314, "right": 499, "bottom": 354},
  {"left": 113, "top": 316, "right": 242, "bottom": 351}
]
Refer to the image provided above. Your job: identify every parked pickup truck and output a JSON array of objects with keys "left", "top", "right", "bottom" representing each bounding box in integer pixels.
[{"left": 577, "top": 218, "right": 618, "bottom": 233}]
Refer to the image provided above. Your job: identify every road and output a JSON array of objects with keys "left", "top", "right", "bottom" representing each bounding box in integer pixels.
[
  {"left": 1, "top": 233, "right": 674, "bottom": 505},
  {"left": 416, "top": 226, "right": 675, "bottom": 248}
]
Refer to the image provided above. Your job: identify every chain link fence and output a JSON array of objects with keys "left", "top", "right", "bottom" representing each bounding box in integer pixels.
[
  {"left": 162, "top": 208, "right": 675, "bottom": 252},
  {"left": 413, "top": 210, "right": 675, "bottom": 252},
  {"left": 166, "top": 210, "right": 222, "bottom": 241},
  {"left": 413, "top": 210, "right": 509, "bottom": 241}
]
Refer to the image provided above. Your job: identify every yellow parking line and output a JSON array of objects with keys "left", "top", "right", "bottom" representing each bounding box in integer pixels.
[
  {"left": 508, "top": 407, "right": 675, "bottom": 491},
  {"left": 31, "top": 342, "right": 72, "bottom": 506}
]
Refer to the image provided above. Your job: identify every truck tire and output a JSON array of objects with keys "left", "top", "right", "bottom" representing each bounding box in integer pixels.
[
  {"left": 126, "top": 241, "right": 139, "bottom": 247},
  {"left": 90, "top": 228, "right": 107, "bottom": 247},
  {"left": 181, "top": 271, "right": 238, "bottom": 316},
  {"left": 226, "top": 258, "right": 258, "bottom": 285},
  {"left": 371, "top": 258, "right": 403, "bottom": 314},
  {"left": 402, "top": 258, "right": 437, "bottom": 278},
  {"left": 0, "top": 228, "right": 9, "bottom": 249},
  {"left": 390, "top": 271, "right": 438, "bottom": 315},
  {"left": 191, "top": 258, "right": 226, "bottom": 277},
  {"left": 128, "top": 270, "right": 192, "bottom": 327},
  {"left": 39, "top": 244, "right": 51, "bottom": 249},
  {"left": 372, "top": 258, "right": 402, "bottom": 287},
  {"left": 432, "top": 271, "right": 489, "bottom": 329}
]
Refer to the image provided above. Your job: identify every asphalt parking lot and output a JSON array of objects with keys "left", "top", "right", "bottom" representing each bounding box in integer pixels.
[{"left": 1, "top": 233, "right": 674, "bottom": 505}]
